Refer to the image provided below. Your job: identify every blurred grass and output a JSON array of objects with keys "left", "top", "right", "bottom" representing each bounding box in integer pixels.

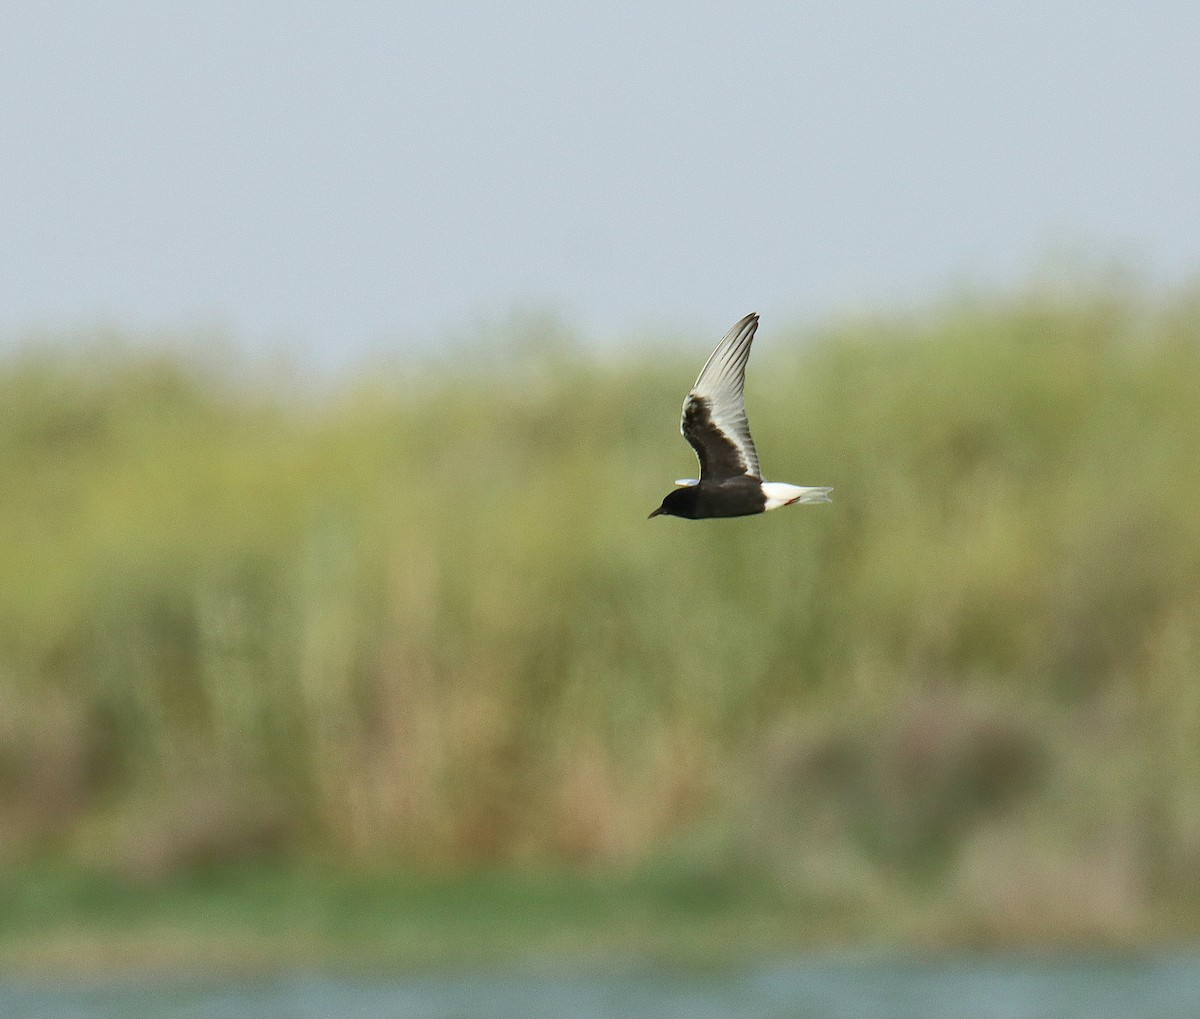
[
  {"left": 0, "top": 866, "right": 815, "bottom": 972},
  {"left": 2, "top": 283, "right": 1200, "bottom": 960}
]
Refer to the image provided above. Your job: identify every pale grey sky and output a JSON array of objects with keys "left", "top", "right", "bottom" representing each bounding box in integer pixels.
[{"left": 3, "top": 2, "right": 1198, "bottom": 365}]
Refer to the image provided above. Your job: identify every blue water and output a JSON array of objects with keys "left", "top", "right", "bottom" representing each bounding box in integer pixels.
[{"left": 5, "top": 955, "right": 1200, "bottom": 1019}]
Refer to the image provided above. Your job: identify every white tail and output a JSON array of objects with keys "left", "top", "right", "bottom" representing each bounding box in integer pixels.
[{"left": 761, "top": 483, "right": 832, "bottom": 511}]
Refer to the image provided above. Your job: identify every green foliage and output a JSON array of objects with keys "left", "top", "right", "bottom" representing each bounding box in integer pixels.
[
  {"left": 0, "top": 866, "right": 803, "bottom": 970},
  {"left": 2, "top": 285, "right": 1200, "bottom": 947}
]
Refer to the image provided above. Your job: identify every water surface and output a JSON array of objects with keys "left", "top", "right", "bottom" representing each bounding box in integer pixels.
[{"left": 5, "top": 955, "right": 1199, "bottom": 1019}]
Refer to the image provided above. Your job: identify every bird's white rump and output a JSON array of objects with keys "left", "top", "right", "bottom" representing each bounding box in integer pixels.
[{"left": 761, "top": 483, "right": 833, "bottom": 511}]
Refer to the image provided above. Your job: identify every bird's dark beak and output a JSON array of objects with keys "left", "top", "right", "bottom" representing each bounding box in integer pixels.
[{"left": 648, "top": 506, "right": 665, "bottom": 519}]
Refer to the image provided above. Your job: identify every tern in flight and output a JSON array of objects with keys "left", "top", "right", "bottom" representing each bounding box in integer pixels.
[{"left": 649, "top": 313, "right": 831, "bottom": 519}]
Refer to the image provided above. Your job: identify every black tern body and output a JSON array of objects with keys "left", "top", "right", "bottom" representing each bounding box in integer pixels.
[{"left": 649, "top": 313, "right": 831, "bottom": 520}]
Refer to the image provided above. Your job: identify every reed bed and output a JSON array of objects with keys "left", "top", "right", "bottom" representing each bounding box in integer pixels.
[{"left": 2, "top": 283, "right": 1200, "bottom": 944}]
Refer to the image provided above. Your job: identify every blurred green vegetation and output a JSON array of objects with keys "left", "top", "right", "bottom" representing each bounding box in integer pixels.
[
  {"left": 0, "top": 866, "right": 808, "bottom": 971},
  {"left": 2, "top": 283, "right": 1200, "bottom": 959}
]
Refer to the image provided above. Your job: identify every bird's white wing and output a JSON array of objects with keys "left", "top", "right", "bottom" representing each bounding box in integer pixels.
[{"left": 680, "top": 312, "right": 761, "bottom": 480}]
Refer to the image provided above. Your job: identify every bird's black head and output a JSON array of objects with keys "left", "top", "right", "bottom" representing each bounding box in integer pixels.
[{"left": 648, "top": 486, "right": 701, "bottom": 519}]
